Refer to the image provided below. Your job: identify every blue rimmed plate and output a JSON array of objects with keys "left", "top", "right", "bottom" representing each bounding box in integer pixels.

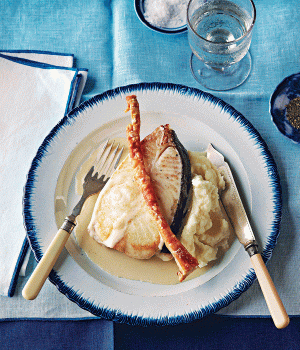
[
  {"left": 134, "top": 0, "right": 188, "bottom": 34},
  {"left": 270, "top": 72, "right": 300, "bottom": 144},
  {"left": 23, "top": 82, "right": 281, "bottom": 326}
]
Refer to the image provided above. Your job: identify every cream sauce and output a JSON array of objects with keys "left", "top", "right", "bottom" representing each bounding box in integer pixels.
[
  {"left": 75, "top": 194, "right": 210, "bottom": 284},
  {"left": 55, "top": 137, "right": 233, "bottom": 285}
]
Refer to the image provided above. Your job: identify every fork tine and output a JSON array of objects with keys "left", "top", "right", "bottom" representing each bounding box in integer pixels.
[
  {"left": 91, "top": 140, "right": 123, "bottom": 181},
  {"left": 94, "top": 141, "right": 115, "bottom": 176},
  {"left": 84, "top": 165, "right": 95, "bottom": 182},
  {"left": 91, "top": 140, "right": 113, "bottom": 175},
  {"left": 113, "top": 146, "right": 124, "bottom": 170},
  {"left": 104, "top": 145, "right": 124, "bottom": 179},
  {"left": 96, "top": 139, "right": 109, "bottom": 161}
]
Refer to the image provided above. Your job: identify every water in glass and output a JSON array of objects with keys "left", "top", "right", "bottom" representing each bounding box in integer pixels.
[{"left": 189, "top": 0, "right": 253, "bottom": 69}]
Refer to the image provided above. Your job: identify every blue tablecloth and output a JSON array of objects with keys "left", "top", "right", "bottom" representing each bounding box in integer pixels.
[
  {"left": 0, "top": 0, "right": 299, "bottom": 348},
  {"left": 1, "top": 316, "right": 299, "bottom": 350}
]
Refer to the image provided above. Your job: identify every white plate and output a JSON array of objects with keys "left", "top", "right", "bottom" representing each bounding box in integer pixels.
[{"left": 24, "top": 83, "right": 281, "bottom": 325}]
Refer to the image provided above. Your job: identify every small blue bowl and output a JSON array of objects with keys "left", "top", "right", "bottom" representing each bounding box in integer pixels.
[
  {"left": 134, "top": 0, "right": 188, "bottom": 34},
  {"left": 270, "top": 72, "right": 300, "bottom": 144}
]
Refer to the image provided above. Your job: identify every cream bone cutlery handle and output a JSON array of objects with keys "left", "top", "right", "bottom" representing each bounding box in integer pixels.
[
  {"left": 247, "top": 247, "right": 290, "bottom": 329},
  {"left": 22, "top": 218, "right": 75, "bottom": 300}
]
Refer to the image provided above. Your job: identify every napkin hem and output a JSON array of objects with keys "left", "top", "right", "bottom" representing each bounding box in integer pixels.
[
  {"left": 0, "top": 49, "right": 75, "bottom": 58},
  {"left": 7, "top": 238, "right": 29, "bottom": 297},
  {"left": 67, "top": 70, "right": 89, "bottom": 113},
  {"left": 0, "top": 52, "right": 78, "bottom": 71},
  {"left": 67, "top": 74, "right": 83, "bottom": 113}
]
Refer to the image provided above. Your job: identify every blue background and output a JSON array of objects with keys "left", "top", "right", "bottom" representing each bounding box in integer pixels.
[{"left": 0, "top": 0, "right": 299, "bottom": 348}]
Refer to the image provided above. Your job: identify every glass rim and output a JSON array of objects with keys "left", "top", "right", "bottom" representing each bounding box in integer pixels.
[{"left": 187, "top": 0, "right": 256, "bottom": 45}]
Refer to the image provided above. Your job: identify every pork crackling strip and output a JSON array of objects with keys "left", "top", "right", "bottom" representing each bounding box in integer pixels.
[{"left": 125, "top": 95, "right": 199, "bottom": 282}]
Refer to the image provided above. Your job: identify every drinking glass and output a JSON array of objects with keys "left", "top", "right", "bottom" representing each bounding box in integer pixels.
[{"left": 187, "top": 0, "right": 256, "bottom": 91}]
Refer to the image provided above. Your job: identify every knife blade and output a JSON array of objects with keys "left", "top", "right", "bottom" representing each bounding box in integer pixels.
[
  {"left": 207, "top": 144, "right": 256, "bottom": 249},
  {"left": 206, "top": 144, "right": 289, "bottom": 329}
]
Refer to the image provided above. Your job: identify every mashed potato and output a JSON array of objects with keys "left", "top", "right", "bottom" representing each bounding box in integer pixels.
[{"left": 180, "top": 152, "right": 230, "bottom": 268}]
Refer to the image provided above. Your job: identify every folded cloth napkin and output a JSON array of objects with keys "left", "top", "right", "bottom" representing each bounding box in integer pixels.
[{"left": 0, "top": 50, "right": 88, "bottom": 297}]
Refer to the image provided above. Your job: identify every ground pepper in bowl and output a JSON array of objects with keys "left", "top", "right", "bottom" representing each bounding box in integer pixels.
[{"left": 286, "top": 97, "right": 300, "bottom": 129}]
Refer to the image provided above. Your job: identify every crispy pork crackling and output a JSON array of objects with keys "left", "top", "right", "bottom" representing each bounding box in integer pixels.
[{"left": 125, "top": 95, "right": 199, "bottom": 282}]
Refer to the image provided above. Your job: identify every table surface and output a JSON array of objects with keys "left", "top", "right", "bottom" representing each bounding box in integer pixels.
[{"left": 1, "top": 0, "right": 300, "bottom": 348}]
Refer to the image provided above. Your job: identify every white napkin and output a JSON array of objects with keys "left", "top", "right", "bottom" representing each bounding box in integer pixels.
[{"left": 0, "top": 51, "right": 88, "bottom": 297}]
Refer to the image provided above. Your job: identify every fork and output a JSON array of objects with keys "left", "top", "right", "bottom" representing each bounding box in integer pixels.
[{"left": 22, "top": 140, "right": 123, "bottom": 300}]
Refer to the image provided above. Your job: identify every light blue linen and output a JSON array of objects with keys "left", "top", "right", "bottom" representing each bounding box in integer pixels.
[{"left": 0, "top": 0, "right": 299, "bottom": 318}]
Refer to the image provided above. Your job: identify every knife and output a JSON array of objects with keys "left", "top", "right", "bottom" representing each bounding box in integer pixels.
[{"left": 206, "top": 144, "right": 289, "bottom": 329}]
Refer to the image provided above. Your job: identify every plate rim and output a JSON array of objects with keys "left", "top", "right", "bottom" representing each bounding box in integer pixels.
[{"left": 23, "top": 82, "right": 282, "bottom": 326}]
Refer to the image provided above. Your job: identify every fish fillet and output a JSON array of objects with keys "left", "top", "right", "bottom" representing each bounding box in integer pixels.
[
  {"left": 125, "top": 95, "right": 199, "bottom": 282},
  {"left": 88, "top": 112, "right": 191, "bottom": 261}
]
